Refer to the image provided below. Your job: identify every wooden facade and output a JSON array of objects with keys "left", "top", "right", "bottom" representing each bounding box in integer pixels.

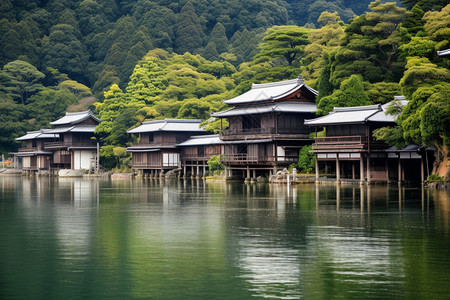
[
  {"left": 14, "top": 111, "right": 100, "bottom": 172},
  {"left": 127, "top": 119, "right": 206, "bottom": 176},
  {"left": 211, "top": 76, "right": 317, "bottom": 179},
  {"left": 177, "top": 135, "right": 224, "bottom": 177},
  {"left": 305, "top": 101, "right": 432, "bottom": 183}
]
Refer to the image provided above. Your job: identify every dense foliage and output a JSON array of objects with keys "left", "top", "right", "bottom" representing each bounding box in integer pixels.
[{"left": 0, "top": 1, "right": 449, "bottom": 176}]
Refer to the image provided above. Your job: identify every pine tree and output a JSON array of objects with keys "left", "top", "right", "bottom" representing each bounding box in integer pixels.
[{"left": 174, "top": 1, "right": 204, "bottom": 54}]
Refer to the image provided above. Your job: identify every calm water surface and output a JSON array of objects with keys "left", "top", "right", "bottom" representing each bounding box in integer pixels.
[{"left": 0, "top": 176, "right": 449, "bottom": 299}]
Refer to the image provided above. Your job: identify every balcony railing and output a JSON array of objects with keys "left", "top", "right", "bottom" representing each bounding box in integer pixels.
[
  {"left": 221, "top": 127, "right": 308, "bottom": 136},
  {"left": 220, "top": 154, "right": 298, "bottom": 164},
  {"left": 312, "top": 135, "right": 388, "bottom": 150},
  {"left": 313, "top": 136, "right": 366, "bottom": 150},
  {"left": 44, "top": 141, "right": 97, "bottom": 149},
  {"left": 18, "top": 147, "right": 37, "bottom": 152}
]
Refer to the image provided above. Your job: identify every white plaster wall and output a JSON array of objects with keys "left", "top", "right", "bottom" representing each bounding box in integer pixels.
[
  {"left": 73, "top": 150, "right": 97, "bottom": 169},
  {"left": 23, "top": 157, "right": 31, "bottom": 168}
]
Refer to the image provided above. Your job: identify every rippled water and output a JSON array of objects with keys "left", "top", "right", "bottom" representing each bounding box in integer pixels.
[{"left": 0, "top": 176, "right": 449, "bottom": 299}]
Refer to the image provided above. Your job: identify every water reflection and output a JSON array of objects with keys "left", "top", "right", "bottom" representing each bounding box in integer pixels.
[{"left": 0, "top": 177, "right": 449, "bottom": 299}]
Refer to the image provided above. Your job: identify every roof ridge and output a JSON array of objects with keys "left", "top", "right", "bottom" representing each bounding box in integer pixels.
[
  {"left": 334, "top": 104, "right": 381, "bottom": 112},
  {"left": 251, "top": 78, "right": 298, "bottom": 89},
  {"left": 64, "top": 110, "right": 91, "bottom": 116}
]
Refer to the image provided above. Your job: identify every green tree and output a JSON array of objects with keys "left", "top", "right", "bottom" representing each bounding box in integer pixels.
[
  {"left": 296, "top": 145, "right": 315, "bottom": 174},
  {"left": 254, "top": 25, "right": 310, "bottom": 66},
  {"left": 317, "top": 74, "right": 370, "bottom": 115},
  {"left": 0, "top": 60, "right": 44, "bottom": 104},
  {"left": 0, "top": 96, "right": 28, "bottom": 154},
  {"left": 175, "top": 1, "right": 204, "bottom": 54},
  {"left": 209, "top": 22, "right": 228, "bottom": 54}
]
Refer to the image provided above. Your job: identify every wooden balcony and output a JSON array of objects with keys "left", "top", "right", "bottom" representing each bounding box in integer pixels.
[
  {"left": 220, "top": 127, "right": 310, "bottom": 141},
  {"left": 220, "top": 154, "right": 298, "bottom": 165},
  {"left": 181, "top": 154, "right": 217, "bottom": 161},
  {"left": 312, "top": 136, "right": 366, "bottom": 151},
  {"left": 44, "top": 141, "right": 97, "bottom": 150},
  {"left": 312, "top": 135, "right": 389, "bottom": 152},
  {"left": 18, "top": 147, "right": 37, "bottom": 153}
]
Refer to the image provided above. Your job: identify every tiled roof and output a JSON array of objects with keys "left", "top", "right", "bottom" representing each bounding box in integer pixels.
[
  {"left": 305, "top": 99, "right": 407, "bottom": 126},
  {"left": 211, "top": 102, "right": 317, "bottom": 117},
  {"left": 50, "top": 110, "right": 101, "bottom": 126},
  {"left": 177, "top": 135, "right": 223, "bottom": 146},
  {"left": 223, "top": 76, "right": 318, "bottom": 105},
  {"left": 46, "top": 125, "right": 97, "bottom": 134},
  {"left": 127, "top": 119, "right": 205, "bottom": 134},
  {"left": 16, "top": 129, "right": 59, "bottom": 141}
]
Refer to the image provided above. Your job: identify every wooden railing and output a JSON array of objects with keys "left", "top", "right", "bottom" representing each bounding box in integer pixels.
[
  {"left": 18, "top": 147, "right": 37, "bottom": 152},
  {"left": 221, "top": 127, "right": 307, "bottom": 136},
  {"left": 313, "top": 136, "right": 366, "bottom": 150},
  {"left": 45, "top": 141, "right": 97, "bottom": 149},
  {"left": 220, "top": 154, "right": 298, "bottom": 164}
]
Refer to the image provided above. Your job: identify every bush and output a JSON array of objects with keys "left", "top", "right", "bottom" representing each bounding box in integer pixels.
[
  {"left": 426, "top": 174, "right": 444, "bottom": 182},
  {"left": 207, "top": 155, "right": 225, "bottom": 172}
]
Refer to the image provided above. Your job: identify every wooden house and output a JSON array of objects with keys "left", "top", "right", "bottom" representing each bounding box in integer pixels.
[
  {"left": 15, "top": 129, "right": 58, "bottom": 172},
  {"left": 45, "top": 110, "right": 100, "bottom": 170},
  {"left": 177, "top": 134, "right": 224, "bottom": 177},
  {"left": 304, "top": 98, "right": 432, "bottom": 183},
  {"left": 126, "top": 119, "right": 205, "bottom": 177},
  {"left": 211, "top": 75, "right": 317, "bottom": 180}
]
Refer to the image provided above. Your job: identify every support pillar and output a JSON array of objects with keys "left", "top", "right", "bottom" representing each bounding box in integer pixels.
[
  {"left": 366, "top": 155, "right": 371, "bottom": 184},
  {"left": 398, "top": 154, "right": 402, "bottom": 183},
  {"left": 246, "top": 166, "right": 250, "bottom": 179},
  {"left": 315, "top": 157, "right": 319, "bottom": 182},
  {"left": 360, "top": 156, "right": 364, "bottom": 183},
  {"left": 336, "top": 156, "right": 340, "bottom": 182},
  {"left": 421, "top": 156, "right": 424, "bottom": 184},
  {"left": 352, "top": 162, "right": 355, "bottom": 180}
]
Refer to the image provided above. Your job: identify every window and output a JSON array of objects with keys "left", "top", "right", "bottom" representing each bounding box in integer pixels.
[{"left": 163, "top": 153, "right": 179, "bottom": 167}]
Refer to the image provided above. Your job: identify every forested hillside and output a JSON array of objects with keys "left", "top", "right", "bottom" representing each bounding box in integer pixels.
[{"left": 0, "top": 0, "right": 449, "bottom": 176}]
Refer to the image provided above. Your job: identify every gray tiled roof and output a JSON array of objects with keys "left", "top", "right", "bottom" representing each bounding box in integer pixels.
[
  {"left": 223, "top": 76, "right": 318, "bottom": 105},
  {"left": 46, "top": 125, "right": 97, "bottom": 134},
  {"left": 50, "top": 110, "right": 101, "bottom": 126},
  {"left": 177, "top": 135, "right": 223, "bottom": 146},
  {"left": 127, "top": 119, "right": 205, "bottom": 134},
  {"left": 305, "top": 100, "right": 407, "bottom": 126},
  {"left": 211, "top": 102, "right": 317, "bottom": 117},
  {"left": 16, "top": 129, "right": 59, "bottom": 141}
]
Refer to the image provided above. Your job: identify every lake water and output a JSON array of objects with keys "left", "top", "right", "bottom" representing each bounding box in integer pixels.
[{"left": 1, "top": 176, "right": 449, "bottom": 299}]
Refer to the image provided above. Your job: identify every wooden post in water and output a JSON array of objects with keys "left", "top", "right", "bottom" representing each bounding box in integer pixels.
[{"left": 336, "top": 156, "right": 340, "bottom": 182}]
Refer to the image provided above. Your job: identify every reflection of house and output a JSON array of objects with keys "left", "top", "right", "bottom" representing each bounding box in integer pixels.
[
  {"left": 305, "top": 99, "right": 433, "bottom": 183},
  {"left": 177, "top": 134, "right": 224, "bottom": 177},
  {"left": 45, "top": 111, "right": 100, "bottom": 170},
  {"left": 15, "top": 129, "right": 58, "bottom": 171},
  {"left": 126, "top": 119, "right": 205, "bottom": 177},
  {"left": 211, "top": 75, "right": 317, "bottom": 179}
]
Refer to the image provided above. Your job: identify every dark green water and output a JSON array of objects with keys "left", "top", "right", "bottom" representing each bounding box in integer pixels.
[{"left": 1, "top": 176, "right": 449, "bottom": 300}]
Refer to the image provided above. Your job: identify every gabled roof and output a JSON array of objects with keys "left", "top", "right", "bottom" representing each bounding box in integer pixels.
[
  {"left": 211, "top": 102, "right": 317, "bottom": 117},
  {"left": 437, "top": 49, "right": 450, "bottom": 56},
  {"left": 127, "top": 119, "right": 205, "bottom": 134},
  {"left": 46, "top": 125, "right": 97, "bottom": 134},
  {"left": 16, "top": 129, "right": 59, "bottom": 141},
  {"left": 223, "top": 76, "right": 318, "bottom": 105},
  {"left": 50, "top": 110, "right": 101, "bottom": 126},
  {"left": 305, "top": 99, "right": 408, "bottom": 126},
  {"left": 177, "top": 134, "right": 223, "bottom": 147}
]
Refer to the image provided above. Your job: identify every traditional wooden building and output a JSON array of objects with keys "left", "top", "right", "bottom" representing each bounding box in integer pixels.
[
  {"left": 211, "top": 75, "right": 317, "bottom": 180},
  {"left": 177, "top": 134, "right": 224, "bottom": 177},
  {"left": 304, "top": 99, "right": 432, "bottom": 183},
  {"left": 126, "top": 119, "right": 206, "bottom": 176},
  {"left": 45, "top": 110, "right": 100, "bottom": 170},
  {"left": 15, "top": 129, "right": 58, "bottom": 171}
]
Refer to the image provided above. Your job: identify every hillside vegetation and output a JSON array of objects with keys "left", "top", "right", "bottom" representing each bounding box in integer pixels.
[{"left": 0, "top": 0, "right": 449, "bottom": 176}]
